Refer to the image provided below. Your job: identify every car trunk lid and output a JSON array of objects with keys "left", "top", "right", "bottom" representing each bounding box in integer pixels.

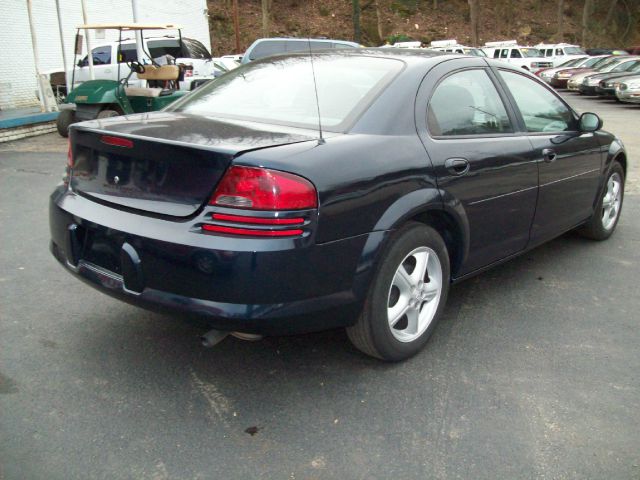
[{"left": 69, "top": 113, "right": 316, "bottom": 217}]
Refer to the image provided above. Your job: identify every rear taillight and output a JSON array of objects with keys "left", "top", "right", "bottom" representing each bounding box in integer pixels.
[
  {"left": 202, "top": 166, "right": 317, "bottom": 237},
  {"left": 210, "top": 166, "right": 317, "bottom": 210}
]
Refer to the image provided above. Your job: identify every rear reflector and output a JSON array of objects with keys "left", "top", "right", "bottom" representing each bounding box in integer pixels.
[
  {"left": 202, "top": 224, "right": 303, "bottom": 237},
  {"left": 212, "top": 213, "right": 304, "bottom": 225},
  {"left": 210, "top": 166, "right": 317, "bottom": 210},
  {"left": 100, "top": 135, "right": 133, "bottom": 148}
]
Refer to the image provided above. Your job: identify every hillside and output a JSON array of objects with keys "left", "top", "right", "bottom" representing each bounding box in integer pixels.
[{"left": 206, "top": 0, "right": 640, "bottom": 56}]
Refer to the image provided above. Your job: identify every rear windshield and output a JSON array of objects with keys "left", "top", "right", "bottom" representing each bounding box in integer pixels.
[
  {"left": 249, "top": 40, "right": 356, "bottom": 61},
  {"left": 169, "top": 55, "right": 403, "bottom": 131},
  {"left": 147, "top": 38, "right": 211, "bottom": 60}
]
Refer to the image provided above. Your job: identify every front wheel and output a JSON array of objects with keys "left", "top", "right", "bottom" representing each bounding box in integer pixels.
[
  {"left": 579, "top": 161, "right": 625, "bottom": 240},
  {"left": 347, "top": 223, "right": 450, "bottom": 361},
  {"left": 97, "top": 109, "right": 120, "bottom": 119}
]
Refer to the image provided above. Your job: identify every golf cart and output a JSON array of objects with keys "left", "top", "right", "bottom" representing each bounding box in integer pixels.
[{"left": 57, "top": 23, "right": 191, "bottom": 137}]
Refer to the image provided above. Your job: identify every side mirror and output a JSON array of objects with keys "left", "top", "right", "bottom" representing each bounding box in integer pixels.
[{"left": 579, "top": 112, "right": 602, "bottom": 132}]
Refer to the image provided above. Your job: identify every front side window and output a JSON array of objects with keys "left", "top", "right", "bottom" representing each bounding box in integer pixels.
[
  {"left": 118, "top": 43, "right": 137, "bottom": 63},
  {"left": 170, "top": 55, "right": 402, "bottom": 130},
  {"left": 500, "top": 49, "right": 509, "bottom": 58},
  {"left": 427, "top": 69, "right": 512, "bottom": 136},
  {"left": 556, "top": 48, "right": 564, "bottom": 55},
  {"left": 521, "top": 48, "right": 543, "bottom": 58},
  {"left": 510, "top": 49, "right": 522, "bottom": 58},
  {"left": 500, "top": 70, "right": 574, "bottom": 133}
]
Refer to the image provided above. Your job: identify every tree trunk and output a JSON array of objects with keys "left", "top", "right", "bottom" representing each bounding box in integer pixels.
[
  {"left": 375, "top": 0, "right": 384, "bottom": 42},
  {"left": 582, "top": 0, "right": 594, "bottom": 47},
  {"left": 433, "top": 0, "right": 438, "bottom": 8},
  {"left": 261, "top": 0, "right": 271, "bottom": 38},
  {"left": 353, "top": 0, "right": 361, "bottom": 44},
  {"left": 557, "top": 0, "right": 564, "bottom": 41},
  {"left": 468, "top": 0, "right": 480, "bottom": 46}
]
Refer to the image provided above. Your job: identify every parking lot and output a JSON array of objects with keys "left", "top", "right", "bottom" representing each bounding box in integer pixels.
[{"left": 1, "top": 92, "right": 639, "bottom": 479}]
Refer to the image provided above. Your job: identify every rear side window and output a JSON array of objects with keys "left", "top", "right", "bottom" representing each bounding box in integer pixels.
[
  {"left": 500, "top": 70, "right": 574, "bottom": 132},
  {"left": 428, "top": 69, "right": 512, "bottom": 136}
]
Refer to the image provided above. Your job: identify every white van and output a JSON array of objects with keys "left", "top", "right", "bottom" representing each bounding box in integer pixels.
[
  {"left": 535, "top": 43, "right": 586, "bottom": 65},
  {"left": 482, "top": 40, "right": 553, "bottom": 71}
]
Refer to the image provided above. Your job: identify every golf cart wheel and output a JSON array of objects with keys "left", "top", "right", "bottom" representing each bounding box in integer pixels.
[
  {"left": 56, "top": 109, "right": 75, "bottom": 137},
  {"left": 97, "top": 109, "right": 121, "bottom": 119}
]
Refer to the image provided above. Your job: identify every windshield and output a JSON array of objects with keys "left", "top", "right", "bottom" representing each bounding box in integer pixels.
[
  {"left": 559, "top": 57, "right": 582, "bottom": 67},
  {"left": 521, "top": 48, "right": 543, "bottom": 58},
  {"left": 612, "top": 61, "right": 638, "bottom": 72},
  {"left": 565, "top": 46, "right": 586, "bottom": 55},
  {"left": 169, "top": 55, "right": 403, "bottom": 130},
  {"left": 601, "top": 59, "right": 628, "bottom": 72}
]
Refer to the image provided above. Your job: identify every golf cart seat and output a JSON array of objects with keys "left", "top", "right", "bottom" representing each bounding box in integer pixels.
[{"left": 124, "top": 65, "right": 180, "bottom": 97}]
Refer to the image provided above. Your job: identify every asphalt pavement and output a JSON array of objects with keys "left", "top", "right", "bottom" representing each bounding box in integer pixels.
[{"left": 1, "top": 93, "right": 639, "bottom": 479}]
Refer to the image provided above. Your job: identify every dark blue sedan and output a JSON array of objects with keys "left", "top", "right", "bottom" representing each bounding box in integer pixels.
[{"left": 50, "top": 49, "right": 626, "bottom": 361}]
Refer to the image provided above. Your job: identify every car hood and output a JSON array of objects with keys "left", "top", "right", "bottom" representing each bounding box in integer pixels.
[{"left": 74, "top": 111, "right": 323, "bottom": 155}]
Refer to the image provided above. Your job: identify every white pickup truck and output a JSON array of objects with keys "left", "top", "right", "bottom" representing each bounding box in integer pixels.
[
  {"left": 482, "top": 40, "right": 554, "bottom": 72},
  {"left": 51, "top": 36, "right": 223, "bottom": 96},
  {"left": 535, "top": 43, "right": 587, "bottom": 66}
]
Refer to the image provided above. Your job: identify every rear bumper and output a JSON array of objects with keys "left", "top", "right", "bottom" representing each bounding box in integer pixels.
[
  {"left": 49, "top": 187, "right": 381, "bottom": 335},
  {"left": 616, "top": 89, "right": 640, "bottom": 103},
  {"left": 579, "top": 85, "right": 598, "bottom": 95},
  {"left": 550, "top": 78, "right": 569, "bottom": 88}
]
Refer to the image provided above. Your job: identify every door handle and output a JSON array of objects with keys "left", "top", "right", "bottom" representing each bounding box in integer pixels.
[
  {"left": 444, "top": 157, "right": 470, "bottom": 176},
  {"left": 542, "top": 148, "right": 557, "bottom": 163}
]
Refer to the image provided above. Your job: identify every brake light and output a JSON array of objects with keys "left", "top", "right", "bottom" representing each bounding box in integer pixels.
[
  {"left": 210, "top": 166, "right": 317, "bottom": 210},
  {"left": 101, "top": 135, "right": 133, "bottom": 148}
]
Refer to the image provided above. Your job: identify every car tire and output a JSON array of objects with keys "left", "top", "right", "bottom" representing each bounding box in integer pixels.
[
  {"left": 347, "top": 222, "right": 450, "bottom": 361},
  {"left": 97, "top": 109, "right": 121, "bottom": 119},
  {"left": 56, "top": 109, "right": 75, "bottom": 137},
  {"left": 579, "top": 161, "right": 625, "bottom": 240}
]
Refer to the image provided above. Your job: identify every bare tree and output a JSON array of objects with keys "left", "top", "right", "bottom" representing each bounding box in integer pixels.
[
  {"left": 468, "top": 0, "right": 480, "bottom": 46},
  {"left": 557, "top": 0, "right": 564, "bottom": 41},
  {"left": 374, "top": 0, "right": 384, "bottom": 42},
  {"left": 261, "top": 0, "right": 272, "bottom": 38},
  {"left": 582, "top": 0, "right": 594, "bottom": 46}
]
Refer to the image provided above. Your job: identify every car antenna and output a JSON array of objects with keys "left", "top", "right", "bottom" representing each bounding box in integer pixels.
[{"left": 307, "top": 37, "right": 325, "bottom": 145}]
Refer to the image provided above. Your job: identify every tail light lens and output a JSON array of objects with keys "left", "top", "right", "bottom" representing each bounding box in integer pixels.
[{"left": 210, "top": 166, "right": 317, "bottom": 210}]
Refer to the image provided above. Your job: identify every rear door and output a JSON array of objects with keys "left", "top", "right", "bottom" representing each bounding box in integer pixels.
[
  {"left": 415, "top": 58, "right": 539, "bottom": 275},
  {"left": 496, "top": 68, "right": 603, "bottom": 245}
]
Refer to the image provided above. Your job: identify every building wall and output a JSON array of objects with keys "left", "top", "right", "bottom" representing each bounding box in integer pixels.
[{"left": 0, "top": 0, "right": 210, "bottom": 110}]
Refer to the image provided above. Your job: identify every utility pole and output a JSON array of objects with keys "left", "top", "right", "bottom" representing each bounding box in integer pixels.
[
  {"left": 54, "top": 0, "right": 70, "bottom": 94},
  {"left": 80, "top": 0, "right": 95, "bottom": 80},
  {"left": 131, "top": 0, "right": 146, "bottom": 68},
  {"left": 232, "top": 0, "right": 241, "bottom": 54}
]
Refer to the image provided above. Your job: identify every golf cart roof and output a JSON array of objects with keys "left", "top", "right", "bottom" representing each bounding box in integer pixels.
[{"left": 77, "top": 23, "right": 182, "bottom": 31}]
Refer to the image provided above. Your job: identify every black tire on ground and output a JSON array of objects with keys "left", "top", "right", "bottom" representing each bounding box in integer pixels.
[
  {"left": 56, "top": 109, "right": 75, "bottom": 137},
  {"left": 347, "top": 222, "right": 450, "bottom": 362},
  {"left": 578, "top": 161, "right": 625, "bottom": 241},
  {"left": 97, "top": 109, "right": 120, "bottom": 119}
]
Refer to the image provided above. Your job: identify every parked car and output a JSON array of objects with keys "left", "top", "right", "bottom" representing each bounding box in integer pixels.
[
  {"left": 482, "top": 40, "right": 553, "bottom": 71},
  {"left": 586, "top": 48, "right": 629, "bottom": 56},
  {"left": 241, "top": 37, "right": 360, "bottom": 64},
  {"left": 536, "top": 56, "right": 589, "bottom": 83},
  {"left": 579, "top": 58, "right": 640, "bottom": 95},
  {"left": 71, "top": 36, "right": 215, "bottom": 91},
  {"left": 429, "top": 39, "right": 486, "bottom": 56},
  {"left": 597, "top": 69, "right": 640, "bottom": 98},
  {"left": 50, "top": 50, "right": 626, "bottom": 361},
  {"left": 535, "top": 43, "right": 586, "bottom": 65},
  {"left": 567, "top": 56, "right": 638, "bottom": 91},
  {"left": 615, "top": 75, "right": 640, "bottom": 103},
  {"left": 550, "top": 55, "right": 613, "bottom": 88}
]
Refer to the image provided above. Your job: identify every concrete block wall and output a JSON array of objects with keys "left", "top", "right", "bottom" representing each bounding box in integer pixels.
[
  {"left": 0, "top": 122, "right": 57, "bottom": 143},
  {"left": 0, "top": 0, "right": 211, "bottom": 110}
]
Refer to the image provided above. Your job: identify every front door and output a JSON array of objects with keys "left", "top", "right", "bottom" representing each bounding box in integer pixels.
[
  {"left": 496, "top": 69, "right": 603, "bottom": 245},
  {"left": 416, "top": 59, "right": 539, "bottom": 275}
]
